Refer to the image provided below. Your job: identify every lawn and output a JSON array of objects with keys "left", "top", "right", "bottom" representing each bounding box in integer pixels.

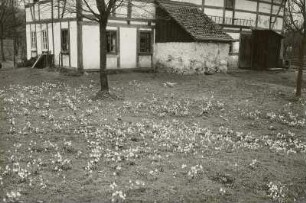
[{"left": 0, "top": 68, "right": 306, "bottom": 203}]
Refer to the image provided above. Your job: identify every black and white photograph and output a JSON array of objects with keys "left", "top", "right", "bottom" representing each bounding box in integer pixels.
[{"left": 0, "top": 0, "right": 306, "bottom": 202}]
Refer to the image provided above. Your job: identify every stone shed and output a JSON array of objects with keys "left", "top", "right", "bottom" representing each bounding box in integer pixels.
[{"left": 154, "top": 1, "right": 233, "bottom": 74}]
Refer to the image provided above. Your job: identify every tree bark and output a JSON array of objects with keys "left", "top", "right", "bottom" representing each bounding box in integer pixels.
[
  {"left": 76, "top": 0, "right": 83, "bottom": 73},
  {"left": 99, "top": 21, "right": 109, "bottom": 92},
  {"left": 296, "top": 32, "right": 305, "bottom": 97},
  {"left": 0, "top": 23, "right": 5, "bottom": 61}
]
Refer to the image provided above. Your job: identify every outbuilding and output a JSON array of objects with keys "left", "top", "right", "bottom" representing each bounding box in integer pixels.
[
  {"left": 239, "top": 29, "right": 283, "bottom": 70},
  {"left": 154, "top": 1, "right": 233, "bottom": 74}
]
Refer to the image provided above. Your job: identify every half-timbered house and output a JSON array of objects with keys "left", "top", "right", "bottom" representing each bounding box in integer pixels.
[{"left": 24, "top": 0, "right": 285, "bottom": 72}]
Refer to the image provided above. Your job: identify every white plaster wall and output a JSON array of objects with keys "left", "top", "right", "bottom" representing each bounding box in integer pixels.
[
  {"left": 204, "top": 8, "right": 223, "bottom": 17},
  {"left": 83, "top": 25, "right": 100, "bottom": 70},
  {"left": 82, "top": 25, "right": 119, "bottom": 70},
  {"left": 225, "top": 10, "right": 233, "bottom": 18},
  {"left": 26, "top": 25, "right": 32, "bottom": 59},
  {"left": 154, "top": 42, "right": 230, "bottom": 74},
  {"left": 139, "top": 56, "right": 152, "bottom": 68},
  {"left": 235, "top": 11, "right": 256, "bottom": 26},
  {"left": 258, "top": 15, "right": 271, "bottom": 29},
  {"left": 69, "top": 21, "right": 78, "bottom": 68},
  {"left": 40, "top": 2, "right": 51, "bottom": 20},
  {"left": 107, "top": 56, "right": 118, "bottom": 69},
  {"left": 271, "top": 17, "right": 283, "bottom": 30},
  {"left": 115, "top": 2, "right": 128, "bottom": 18},
  {"left": 65, "top": 0, "right": 77, "bottom": 18},
  {"left": 62, "top": 55, "right": 70, "bottom": 67},
  {"left": 61, "top": 22, "right": 68, "bottom": 29},
  {"left": 228, "top": 33, "right": 240, "bottom": 40},
  {"left": 120, "top": 27, "right": 137, "bottom": 69},
  {"left": 36, "top": 25, "right": 42, "bottom": 55},
  {"left": 25, "top": 7, "right": 33, "bottom": 22},
  {"left": 227, "top": 33, "right": 240, "bottom": 54},
  {"left": 53, "top": 1, "right": 59, "bottom": 19},
  {"left": 272, "top": 5, "right": 284, "bottom": 16},
  {"left": 82, "top": 0, "right": 99, "bottom": 16},
  {"left": 205, "top": 0, "right": 223, "bottom": 7},
  {"left": 53, "top": 23, "right": 62, "bottom": 66},
  {"left": 235, "top": 0, "right": 257, "bottom": 12},
  {"left": 258, "top": 2, "right": 271, "bottom": 13},
  {"left": 47, "top": 23, "right": 54, "bottom": 54},
  {"left": 34, "top": 4, "right": 39, "bottom": 21},
  {"left": 132, "top": 2, "right": 155, "bottom": 19}
]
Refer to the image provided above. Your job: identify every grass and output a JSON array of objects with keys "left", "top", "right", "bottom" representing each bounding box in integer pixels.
[{"left": 0, "top": 68, "right": 306, "bottom": 203}]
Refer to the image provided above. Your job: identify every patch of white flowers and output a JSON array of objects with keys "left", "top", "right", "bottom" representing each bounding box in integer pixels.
[
  {"left": 187, "top": 165, "right": 203, "bottom": 179},
  {"left": 267, "top": 181, "right": 287, "bottom": 202}
]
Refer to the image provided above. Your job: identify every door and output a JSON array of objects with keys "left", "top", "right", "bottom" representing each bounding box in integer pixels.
[{"left": 239, "top": 33, "right": 253, "bottom": 69}]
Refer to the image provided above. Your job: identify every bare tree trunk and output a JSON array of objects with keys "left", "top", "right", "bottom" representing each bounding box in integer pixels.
[
  {"left": 0, "top": 23, "right": 5, "bottom": 61},
  {"left": 76, "top": 0, "right": 83, "bottom": 73},
  {"left": 296, "top": 32, "right": 305, "bottom": 97},
  {"left": 99, "top": 21, "right": 109, "bottom": 92},
  {"left": 12, "top": 3, "right": 16, "bottom": 68}
]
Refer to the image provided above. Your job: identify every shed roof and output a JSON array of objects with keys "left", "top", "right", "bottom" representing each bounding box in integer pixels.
[
  {"left": 252, "top": 29, "right": 284, "bottom": 38},
  {"left": 156, "top": 1, "right": 233, "bottom": 42}
]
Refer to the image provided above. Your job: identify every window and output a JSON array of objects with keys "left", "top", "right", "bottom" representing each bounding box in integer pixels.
[
  {"left": 139, "top": 32, "right": 152, "bottom": 54},
  {"left": 106, "top": 31, "right": 117, "bottom": 54},
  {"left": 61, "top": 29, "right": 69, "bottom": 53},
  {"left": 225, "top": 0, "right": 234, "bottom": 10},
  {"left": 42, "top": 30, "right": 48, "bottom": 50},
  {"left": 31, "top": 31, "right": 36, "bottom": 49}
]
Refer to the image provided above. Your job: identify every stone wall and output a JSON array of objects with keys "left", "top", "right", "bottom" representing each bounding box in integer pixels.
[{"left": 154, "top": 42, "right": 230, "bottom": 74}]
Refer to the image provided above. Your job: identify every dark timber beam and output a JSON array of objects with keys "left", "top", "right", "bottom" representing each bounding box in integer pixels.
[{"left": 255, "top": 0, "right": 259, "bottom": 28}]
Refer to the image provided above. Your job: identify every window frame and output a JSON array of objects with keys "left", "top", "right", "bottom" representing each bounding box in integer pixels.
[
  {"left": 42, "top": 30, "right": 48, "bottom": 51},
  {"left": 106, "top": 30, "right": 118, "bottom": 54},
  {"left": 31, "top": 31, "right": 36, "bottom": 50},
  {"left": 138, "top": 31, "right": 152, "bottom": 55},
  {"left": 61, "top": 28, "right": 69, "bottom": 54},
  {"left": 225, "top": 0, "right": 235, "bottom": 10}
]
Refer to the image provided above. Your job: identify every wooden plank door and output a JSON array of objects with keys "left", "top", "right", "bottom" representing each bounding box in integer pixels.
[{"left": 239, "top": 33, "right": 253, "bottom": 69}]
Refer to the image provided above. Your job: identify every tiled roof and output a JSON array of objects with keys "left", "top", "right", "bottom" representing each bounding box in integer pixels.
[{"left": 157, "top": 1, "right": 233, "bottom": 42}]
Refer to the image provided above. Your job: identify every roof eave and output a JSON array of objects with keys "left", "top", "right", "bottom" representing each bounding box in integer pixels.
[{"left": 196, "top": 38, "right": 234, "bottom": 43}]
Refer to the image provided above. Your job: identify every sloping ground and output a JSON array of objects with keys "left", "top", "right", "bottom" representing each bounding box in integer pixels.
[{"left": 0, "top": 68, "right": 306, "bottom": 203}]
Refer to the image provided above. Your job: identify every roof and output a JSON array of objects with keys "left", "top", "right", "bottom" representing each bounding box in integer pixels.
[
  {"left": 252, "top": 29, "right": 284, "bottom": 38},
  {"left": 156, "top": 1, "right": 233, "bottom": 42}
]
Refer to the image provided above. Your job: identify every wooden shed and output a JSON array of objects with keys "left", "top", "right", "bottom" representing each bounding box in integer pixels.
[{"left": 239, "top": 29, "right": 283, "bottom": 70}]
